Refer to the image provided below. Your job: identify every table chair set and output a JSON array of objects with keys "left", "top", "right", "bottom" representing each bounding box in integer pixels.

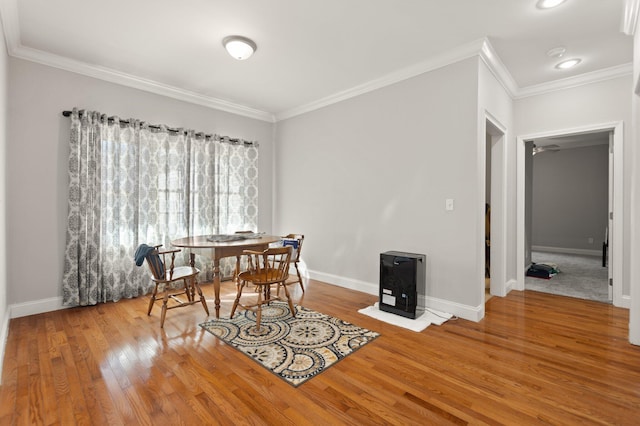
[{"left": 135, "top": 234, "right": 305, "bottom": 330}]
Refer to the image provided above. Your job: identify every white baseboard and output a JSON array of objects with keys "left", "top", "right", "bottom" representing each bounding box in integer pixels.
[
  {"left": 10, "top": 296, "right": 65, "bottom": 319},
  {"left": 532, "top": 245, "right": 602, "bottom": 257},
  {"left": 505, "top": 279, "right": 517, "bottom": 293},
  {"left": 421, "top": 294, "right": 484, "bottom": 322},
  {"left": 619, "top": 294, "right": 631, "bottom": 309},
  {"left": 308, "top": 269, "right": 481, "bottom": 322},
  {"left": 8, "top": 269, "right": 494, "bottom": 324},
  {"left": 308, "top": 270, "right": 378, "bottom": 295}
]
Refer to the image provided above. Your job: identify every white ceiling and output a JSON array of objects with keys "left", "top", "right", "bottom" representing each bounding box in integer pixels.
[{"left": 0, "top": 0, "right": 634, "bottom": 122}]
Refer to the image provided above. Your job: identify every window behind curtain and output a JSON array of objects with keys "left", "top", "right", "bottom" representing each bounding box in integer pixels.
[{"left": 62, "top": 109, "right": 259, "bottom": 306}]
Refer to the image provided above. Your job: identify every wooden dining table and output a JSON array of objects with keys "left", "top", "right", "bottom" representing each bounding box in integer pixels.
[{"left": 171, "top": 234, "right": 281, "bottom": 318}]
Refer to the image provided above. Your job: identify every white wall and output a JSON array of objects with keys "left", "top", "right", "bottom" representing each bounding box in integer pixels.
[
  {"left": 6, "top": 58, "right": 275, "bottom": 313},
  {"left": 514, "top": 76, "right": 633, "bottom": 299},
  {"left": 275, "top": 58, "right": 484, "bottom": 319},
  {"left": 0, "top": 15, "right": 9, "bottom": 384}
]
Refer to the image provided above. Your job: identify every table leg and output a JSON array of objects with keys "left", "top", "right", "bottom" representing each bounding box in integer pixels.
[
  {"left": 213, "top": 258, "right": 221, "bottom": 318},
  {"left": 188, "top": 253, "right": 197, "bottom": 301}
]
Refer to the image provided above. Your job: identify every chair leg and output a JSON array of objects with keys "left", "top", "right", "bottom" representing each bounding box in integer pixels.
[
  {"left": 281, "top": 282, "right": 296, "bottom": 317},
  {"left": 188, "top": 277, "right": 196, "bottom": 302},
  {"left": 235, "top": 256, "right": 242, "bottom": 282},
  {"left": 193, "top": 277, "right": 209, "bottom": 315},
  {"left": 277, "top": 263, "right": 304, "bottom": 296},
  {"left": 147, "top": 283, "right": 158, "bottom": 315},
  {"left": 230, "top": 280, "right": 246, "bottom": 319},
  {"left": 295, "top": 262, "right": 305, "bottom": 292},
  {"left": 255, "top": 287, "right": 264, "bottom": 332},
  {"left": 182, "top": 278, "right": 194, "bottom": 303},
  {"left": 160, "top": 286, "right": 169, "bottom": 328},
  {"left": 264, "top": 285, "right": 271, "bottom": 306}
]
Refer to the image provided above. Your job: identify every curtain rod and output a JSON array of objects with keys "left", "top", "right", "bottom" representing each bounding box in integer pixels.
[{"left": 61, "top": 110, "right": 258, "bottom": 147}]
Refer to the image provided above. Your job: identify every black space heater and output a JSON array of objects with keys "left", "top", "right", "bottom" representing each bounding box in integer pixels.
[{"left": 379, "top": 251, "right": 426, "bottom": 319}]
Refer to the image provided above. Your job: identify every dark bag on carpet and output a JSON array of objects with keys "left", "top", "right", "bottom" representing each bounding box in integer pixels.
[{"left": 526, "top": 263, "right": 557, "bottom": 279}]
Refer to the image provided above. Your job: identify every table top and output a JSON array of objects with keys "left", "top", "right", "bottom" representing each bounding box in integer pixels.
[{"left": 171, "top": 234, "right": 281, "bottom": 249}]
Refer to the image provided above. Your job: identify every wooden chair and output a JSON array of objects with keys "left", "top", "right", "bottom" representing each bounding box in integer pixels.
[
  {"left": 230, "top": 246, "right": 294, "bottom": 331},
  {"left": 278, "top": 234, "right": 305, "bottom": 295},
  {"left": 136, "top": 244, "right": 209, "bottom": 328}
]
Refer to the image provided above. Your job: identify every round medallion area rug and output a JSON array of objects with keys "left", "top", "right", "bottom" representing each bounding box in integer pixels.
[{"left": 199, "top": 301, "right": 380, "bottom": 386}]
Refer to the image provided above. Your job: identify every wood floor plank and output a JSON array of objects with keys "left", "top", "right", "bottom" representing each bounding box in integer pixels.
[{"left": 2, "top": 279, "right": 640, "bottom": 425}]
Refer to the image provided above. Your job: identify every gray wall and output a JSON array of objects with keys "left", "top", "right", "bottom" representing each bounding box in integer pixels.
[
  {"left": 531, "top": 144, "right": 609, "bottom": 252},
  {"left": 2, "top": 42, "right": 633, "bottom": 325},
  {"left": 275, "top": 57, "right": 489, "bottom": 315},
  {"left": 6, "top": 58, "right": 275, "bottom": 307}
]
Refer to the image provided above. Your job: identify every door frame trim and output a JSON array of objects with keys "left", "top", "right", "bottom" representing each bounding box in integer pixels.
[
  {"left": 515, "top": 121, "right": 624, "bottom": 306},
  {"left": 484, "top": 112, "right": 508, "bottom": 304}
]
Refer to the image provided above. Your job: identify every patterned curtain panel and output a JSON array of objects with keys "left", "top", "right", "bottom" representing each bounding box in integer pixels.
[{"left": 62, "top": 109, "right": 259, "bottom": 306}]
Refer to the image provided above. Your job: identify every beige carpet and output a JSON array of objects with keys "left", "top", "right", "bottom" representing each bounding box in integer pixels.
[{"left": 525, "top": 251, "right": 609, "bottom": 303}]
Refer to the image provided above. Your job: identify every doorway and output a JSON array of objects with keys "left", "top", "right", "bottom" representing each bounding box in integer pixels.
[
  {"left": 484, "top": 115, "right": 507, "bottom": 303},
  {"left": 526, "top": 130, "right": 611, "bottom": 302},
  {"left": 516, "top": 122, "right": 623, "bottom": 307}
]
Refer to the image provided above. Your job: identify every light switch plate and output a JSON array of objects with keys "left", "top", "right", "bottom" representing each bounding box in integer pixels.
[{"left": 446, "top": 198, "right": 454, "bottom": 211}]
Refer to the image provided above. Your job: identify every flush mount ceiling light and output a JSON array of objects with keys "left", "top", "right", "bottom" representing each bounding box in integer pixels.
[
  {"left": 536, "top": 0, "right": 567, "bottom": 9},
  {"left": 223, "top": 35, "right": 257, "bottom": 60},
  {"left": 555, "top": 58, "right": 581, "bottom": 69}
]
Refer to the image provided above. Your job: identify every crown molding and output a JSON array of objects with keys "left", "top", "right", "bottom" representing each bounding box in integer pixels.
[
  {"left": 15, "top": 45, "right": 275, "bottom": 122},
  {"left": 622, "top": 0, "right": 640, "bottom": 35},
  {"left": 0, "top": 0, "right": 274, "bottom": 123},
  {"left": 514, "top": 63, "right": 633, "bottom": 99},
  {"left": 277, "top": 38, "right": 632, "bottom": 120},
  {"left": 0, "top": 0, "right": 633, "bottom": 123},
  {"left": 275, "top": 38, "right": 488, "bottom": 121},
  {"left": 16, "top": 45, "right": 275, "bottom": 122},
  {"left": 478, "top": 38, "right": 519, "bottom": 98}
]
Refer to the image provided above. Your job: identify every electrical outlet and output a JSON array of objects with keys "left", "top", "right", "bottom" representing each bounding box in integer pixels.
[{"left": 588, "top": 237, "right": 594, "bottom": 244}]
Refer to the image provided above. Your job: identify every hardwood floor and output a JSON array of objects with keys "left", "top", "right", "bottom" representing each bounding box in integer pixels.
[{"left": 1, "top": 280, "right": 639, "bottom": 425}]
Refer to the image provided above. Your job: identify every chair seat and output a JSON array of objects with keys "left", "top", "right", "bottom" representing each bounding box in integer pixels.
[
  {"left": 238, "top": 268, "right": 286, "bottom": 285},
  {"left": 155, "top": 266, "right": 199, "bottom": 283}
]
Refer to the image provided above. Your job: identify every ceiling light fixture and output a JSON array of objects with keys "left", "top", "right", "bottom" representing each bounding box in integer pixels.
[
  {"left": 536, "top": 0, "right": 567, "bottom": 9},
  {"left": 223, "top": 35, "right": 257, "bottom": 60},
  {"left": 555, "top": 58, "right": 581, "bottom": 69}
]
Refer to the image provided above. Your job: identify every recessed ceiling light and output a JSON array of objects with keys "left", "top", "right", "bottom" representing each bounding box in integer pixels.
[
  {"left": 536, "top": 0, "right": 567, "bottom": 9},
  {"left": 223, "top": 36, "right": 257, "bottom": 60},
  {"left": 555, "top": 58, "right": 581, "bottom": 69}
]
